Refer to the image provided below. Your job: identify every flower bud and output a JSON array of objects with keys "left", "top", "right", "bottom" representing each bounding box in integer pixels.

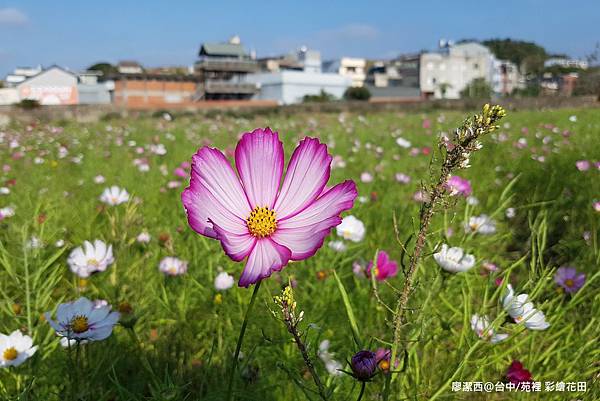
[{"left": 350, "top": 350, "right": 378, "bottom": 381}]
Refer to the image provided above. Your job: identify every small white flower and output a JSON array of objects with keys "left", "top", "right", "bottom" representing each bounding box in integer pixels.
[
  {"left": 396, "top": 137, "right": 411, "bottom": 148},
  {"left": 55, "top": 239, "right": 65, "bottom": 248},
  {"left": 502, "top": 285, "right": 549, "bottom": 330},
  {"left": 136, "top": 231, "right": 151, "bottom": 244},
  {"left": 470, "top": 314, "right": 508, "bottom": 344},
  {"left": 328, "top": 240, "right": 347, "bottom": 252},
  {"left": 45, "top": 297, "right": 120, "bottom": 341},
  {"left": 68, "top": 240, "right": 114, "bottom": 278},
  {"left": 569, "top": 115, "right": 577, "bottom": 122},
  {"left": 360, "top": 172, "right": 373, "bottom": 183},
  {"left": 27, "top": 236, "right": 43, "bottom": 249},
  {"left": 0, "top": 206, "right": 15, "bottom": 220},
  {"left": 506, "top": 208, "right": 516, "bottom": 219},
  {"left": 0, "top": 330, "right": 38, "bottom": 368},
  {"left": 466, "top": 196, "right": 479, "bottom": 206},
  {"left": 465, "top": 214, "right": 496, "bottom": 234},
  {"left": 336, "top": 215, "right": 365, "bottom": 242},
  {"left": 318, "top": 340, "right": 343, "bottom": 376},
  {"left": 214, "top": 271, "right": 234, "bottom": 291},
  {"left": 94, "top": 175, "right": 106, "bottom": 184},
  {"left": 0, "top": 187, "right": 9, "bottom": 195},
  {"left": 159, "top": 257, "right": 188, "bottom": 276},
  {"left": 100, "top": 186, "right": 130, "bottom": 206},
  {"left": 433, "top": 244, "right": 475, "bottom": 273},
  {"left": 150, "top": 144, "right": 167, "bottom": 155}
]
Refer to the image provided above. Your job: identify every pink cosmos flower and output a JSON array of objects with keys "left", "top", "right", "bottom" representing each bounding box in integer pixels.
[
  {"left": 576, "top": 160, "right": 591, "bottom": 171},
  {"left": 182, "top": 128, "right": 357, "bottom": 287},
  {"left": 446, "top": 176, "right": 472, "bottom": 197},
  {"left": 366, "top": 250, "right": 398, "bottom": 281}
]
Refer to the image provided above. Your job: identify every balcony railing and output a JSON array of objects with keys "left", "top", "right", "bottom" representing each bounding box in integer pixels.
[
  {"left": 195, "top": 59, "right": 258, "bottom": 73},
  {"left": 201, "top": 81, "right": 258, "bottom": 94}
]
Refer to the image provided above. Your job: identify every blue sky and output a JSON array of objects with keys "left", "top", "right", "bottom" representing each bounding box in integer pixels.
[{"left": 1, "top": 0, "right": 599, "bottom": 75}]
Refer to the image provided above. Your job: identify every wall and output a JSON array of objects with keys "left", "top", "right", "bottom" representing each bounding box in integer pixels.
[
  {"left": 17, "top": 68, "right": 78, "bottom": 105},
  {"left": 246, "top": 71, "right": 352, "bottom": 104},
  {"left": 113, "top": 78, "right": 197, "bottom": 108}
]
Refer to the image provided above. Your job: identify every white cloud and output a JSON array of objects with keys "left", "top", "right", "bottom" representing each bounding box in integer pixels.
[{"left": 0, "top": 8, "right": 29, "bottom": 26}]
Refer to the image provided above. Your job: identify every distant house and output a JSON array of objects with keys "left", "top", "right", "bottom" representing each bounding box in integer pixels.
[
  {"left": 420, "top": 42, "right": 523, "bottom": 99},
  {"left": 544, "top": 57, "right": 588, "bottom": 70},
  {"left": 323, "top": 57, "right": 366, "bottom": 87},
  {"left": 117, "top": 61, "right": 144, "bottom": 74},
  {"left": 194, "top": 36, "right": 259, "bottom": 100},
  {"left": 245, "top": 48, "right": 352, "bottom": 105},
  {"left": 17, "top": 66, "right": 79, "bottom": 105},
  {"left": 365, "top": 54, "right": 421, "bottom": 100},
  {"left": 77, "top": 71, "right": 111, "bottom": 105}
]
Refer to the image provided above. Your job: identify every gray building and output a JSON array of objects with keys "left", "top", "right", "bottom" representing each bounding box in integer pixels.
[{"left": 194, "top": 36, "right": 258, "bottom": 100}]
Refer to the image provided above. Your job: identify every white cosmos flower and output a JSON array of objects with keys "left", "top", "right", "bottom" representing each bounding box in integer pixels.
[
  {"left": 99, "top": 186, "right": 130, "bottom": 206},
  {"left": 214, "top": 271, "right": 235, "bottom": 291},
  {"left": 465, "top": 214, "right": 496, "bottom": 234},
  {"left": 0, "top": 206, "right": 15, "bottom": 220},
  {"left": 470, "top": 314, "right": 508, "bottom": 344},
  {"left": 0, "top": 330, "right": 38, "bottom": 368},
  {"left": 502, "top": 285, "right": 550, "bottom": 330},
  {"left": 159, "top": 257, "right": 188, "bottom": 276},
  {"left": 94, "top": 175, "right": 106, "bottom": 184},
  {"left": 336, "top": 215, "right": 365, "bottom": 242},
  {"left": 68, "top": 240, "right": 114, "bottom": 278},
  {"left": 45, "top": 297, "right": 120, "bottom": 341},
  {"left": 136, "top": 231, "right": 151, "bottom": 244},
  {"left": 396, "top": 137, "right": 411, "bottom": 148},
  {"left": 318, "top": 340, "right": 343, "bottom": 376},
  {"left": 0, "top": 187, "right": 9, "bottom": 195},
  {"left": 328, "top": 240, "right": 347, "bottom": 252},
  {"left": 433, "top": 244, "right": 475, "bottom": 273}
]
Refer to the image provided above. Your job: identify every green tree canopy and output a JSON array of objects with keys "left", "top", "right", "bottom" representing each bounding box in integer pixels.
[
  {"left": 482, "top": 38, "right": 548, "bottom": 75},
  {"left": 87, "top": 62, "right": 118, "bottom": 76}
]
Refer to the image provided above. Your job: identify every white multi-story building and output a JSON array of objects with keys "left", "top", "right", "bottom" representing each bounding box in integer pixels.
[
  {"left": 246, "top": 48, "right": 352, "bottom": 104},
  {"left": 420, "top": 42, "right": 523, "bottom": 99},
  {"left": 323, "top": 57, "right": 366, "bottom": 87}
]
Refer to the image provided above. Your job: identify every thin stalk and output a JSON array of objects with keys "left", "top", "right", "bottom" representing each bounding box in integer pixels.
[
  {"left": 356, "top": 382, "right": 366, "bottom": 401},
  {"left": 226, "top": 280, "right": 261, "bottom": 401},
  {"left": 285, "top": 317, "right": 328, "bottom": 401}
]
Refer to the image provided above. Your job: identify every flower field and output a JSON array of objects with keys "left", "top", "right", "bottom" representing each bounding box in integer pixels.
[{"left": 0, "top": 106, "right": 599, "bottom": 400}]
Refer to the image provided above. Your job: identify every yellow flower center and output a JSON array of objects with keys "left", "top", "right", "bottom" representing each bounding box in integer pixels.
[
  {"left": 246, "top": 206, "right": 277, "bottom": 238},
  {"left": 87, "top": 258, "right": 99, "bottom": 267},
  {"left": 70, "top": 315, "right": 89, "bottom": 333},
  {"left": 3, "top": 347, "right": 18, "bottom": 361},
  {"left": 565, "top": 279, "right": 574, "bottom": 288}
]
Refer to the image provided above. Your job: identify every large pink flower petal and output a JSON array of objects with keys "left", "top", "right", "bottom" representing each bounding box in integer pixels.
[
  {"left": 239, "top": 239, "right": 291, "bottom": 287},
  {"left": 235, "top": 128, "right": 284, "bottom": 208},
  {"left": 211, "top": 221, "right": 257, "bottom": 262},
  {"left": 191, "top": 147, "right": 251, "bottom": 217},
  {"left": 272, "top": 180, "right": 357, "bottom": 260},
  {"left": 273, "top": 137, "right": 332, "bottom": 219},
  {"left": 182, "top": 147, "right": 251, "bottom": 238}
]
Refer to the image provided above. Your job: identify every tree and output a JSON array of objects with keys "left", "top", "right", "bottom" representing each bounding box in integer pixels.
[
  {"left": 483, "top": 38, "right": 548, "bottom": 75},
  {"left": 344, "top": 86, "right": 371, "bottom": 101},
  {"left": 460, "top": 78, "right": 492, "bottom": 99},
  {"left": 87, "top": 62, "right": 117, "bottom": 76}
]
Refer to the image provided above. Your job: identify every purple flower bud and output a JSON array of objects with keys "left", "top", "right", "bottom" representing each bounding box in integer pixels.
[{"left": 350, "top": 350, "right": 377, "bottom": 381}]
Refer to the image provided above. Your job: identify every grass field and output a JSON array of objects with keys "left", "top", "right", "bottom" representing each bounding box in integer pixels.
[{"left": 0, "top": 106, "right": 599, "bottom": 400}]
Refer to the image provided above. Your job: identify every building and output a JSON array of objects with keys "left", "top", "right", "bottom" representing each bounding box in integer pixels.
[
  {"left": 117, "top": 61, "right": 144, "bottom": 74},
  {"left": 245, "top": 48, "right": 352, "bottom": 104},
  {"left": 544, "top": 57, "right": 589, "bottom": 70},
  {"left": 4, "top": 66, "right": 42, "bottom": 86},
  {"left": 322, "top": 57, "right": 366, "bottom": 87},
  {"left": 364, "top": 54, "right": 421, "bottom": 100},
  {"left": 108, "top": 72, "right": 200, "bottom": 109},
  {"left": 420, "top": 42, "right": 523, "bottom": 99},
  {"left": 16, "top": 66, "right": 79, "bottom": 105},
  {"left": 77, "top": 71, "right": 111, "bottom": 104},
  {"left": 194, "top": 36, "right": 259, "bottom": 100}
]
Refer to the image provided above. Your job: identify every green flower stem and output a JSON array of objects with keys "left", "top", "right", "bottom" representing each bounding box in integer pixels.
[
  {"left": 226, "top": 280, "right": 261, "bottom": 401},
  {"left": 356, "top": 382, "right": 366, "bottom": 401}
]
